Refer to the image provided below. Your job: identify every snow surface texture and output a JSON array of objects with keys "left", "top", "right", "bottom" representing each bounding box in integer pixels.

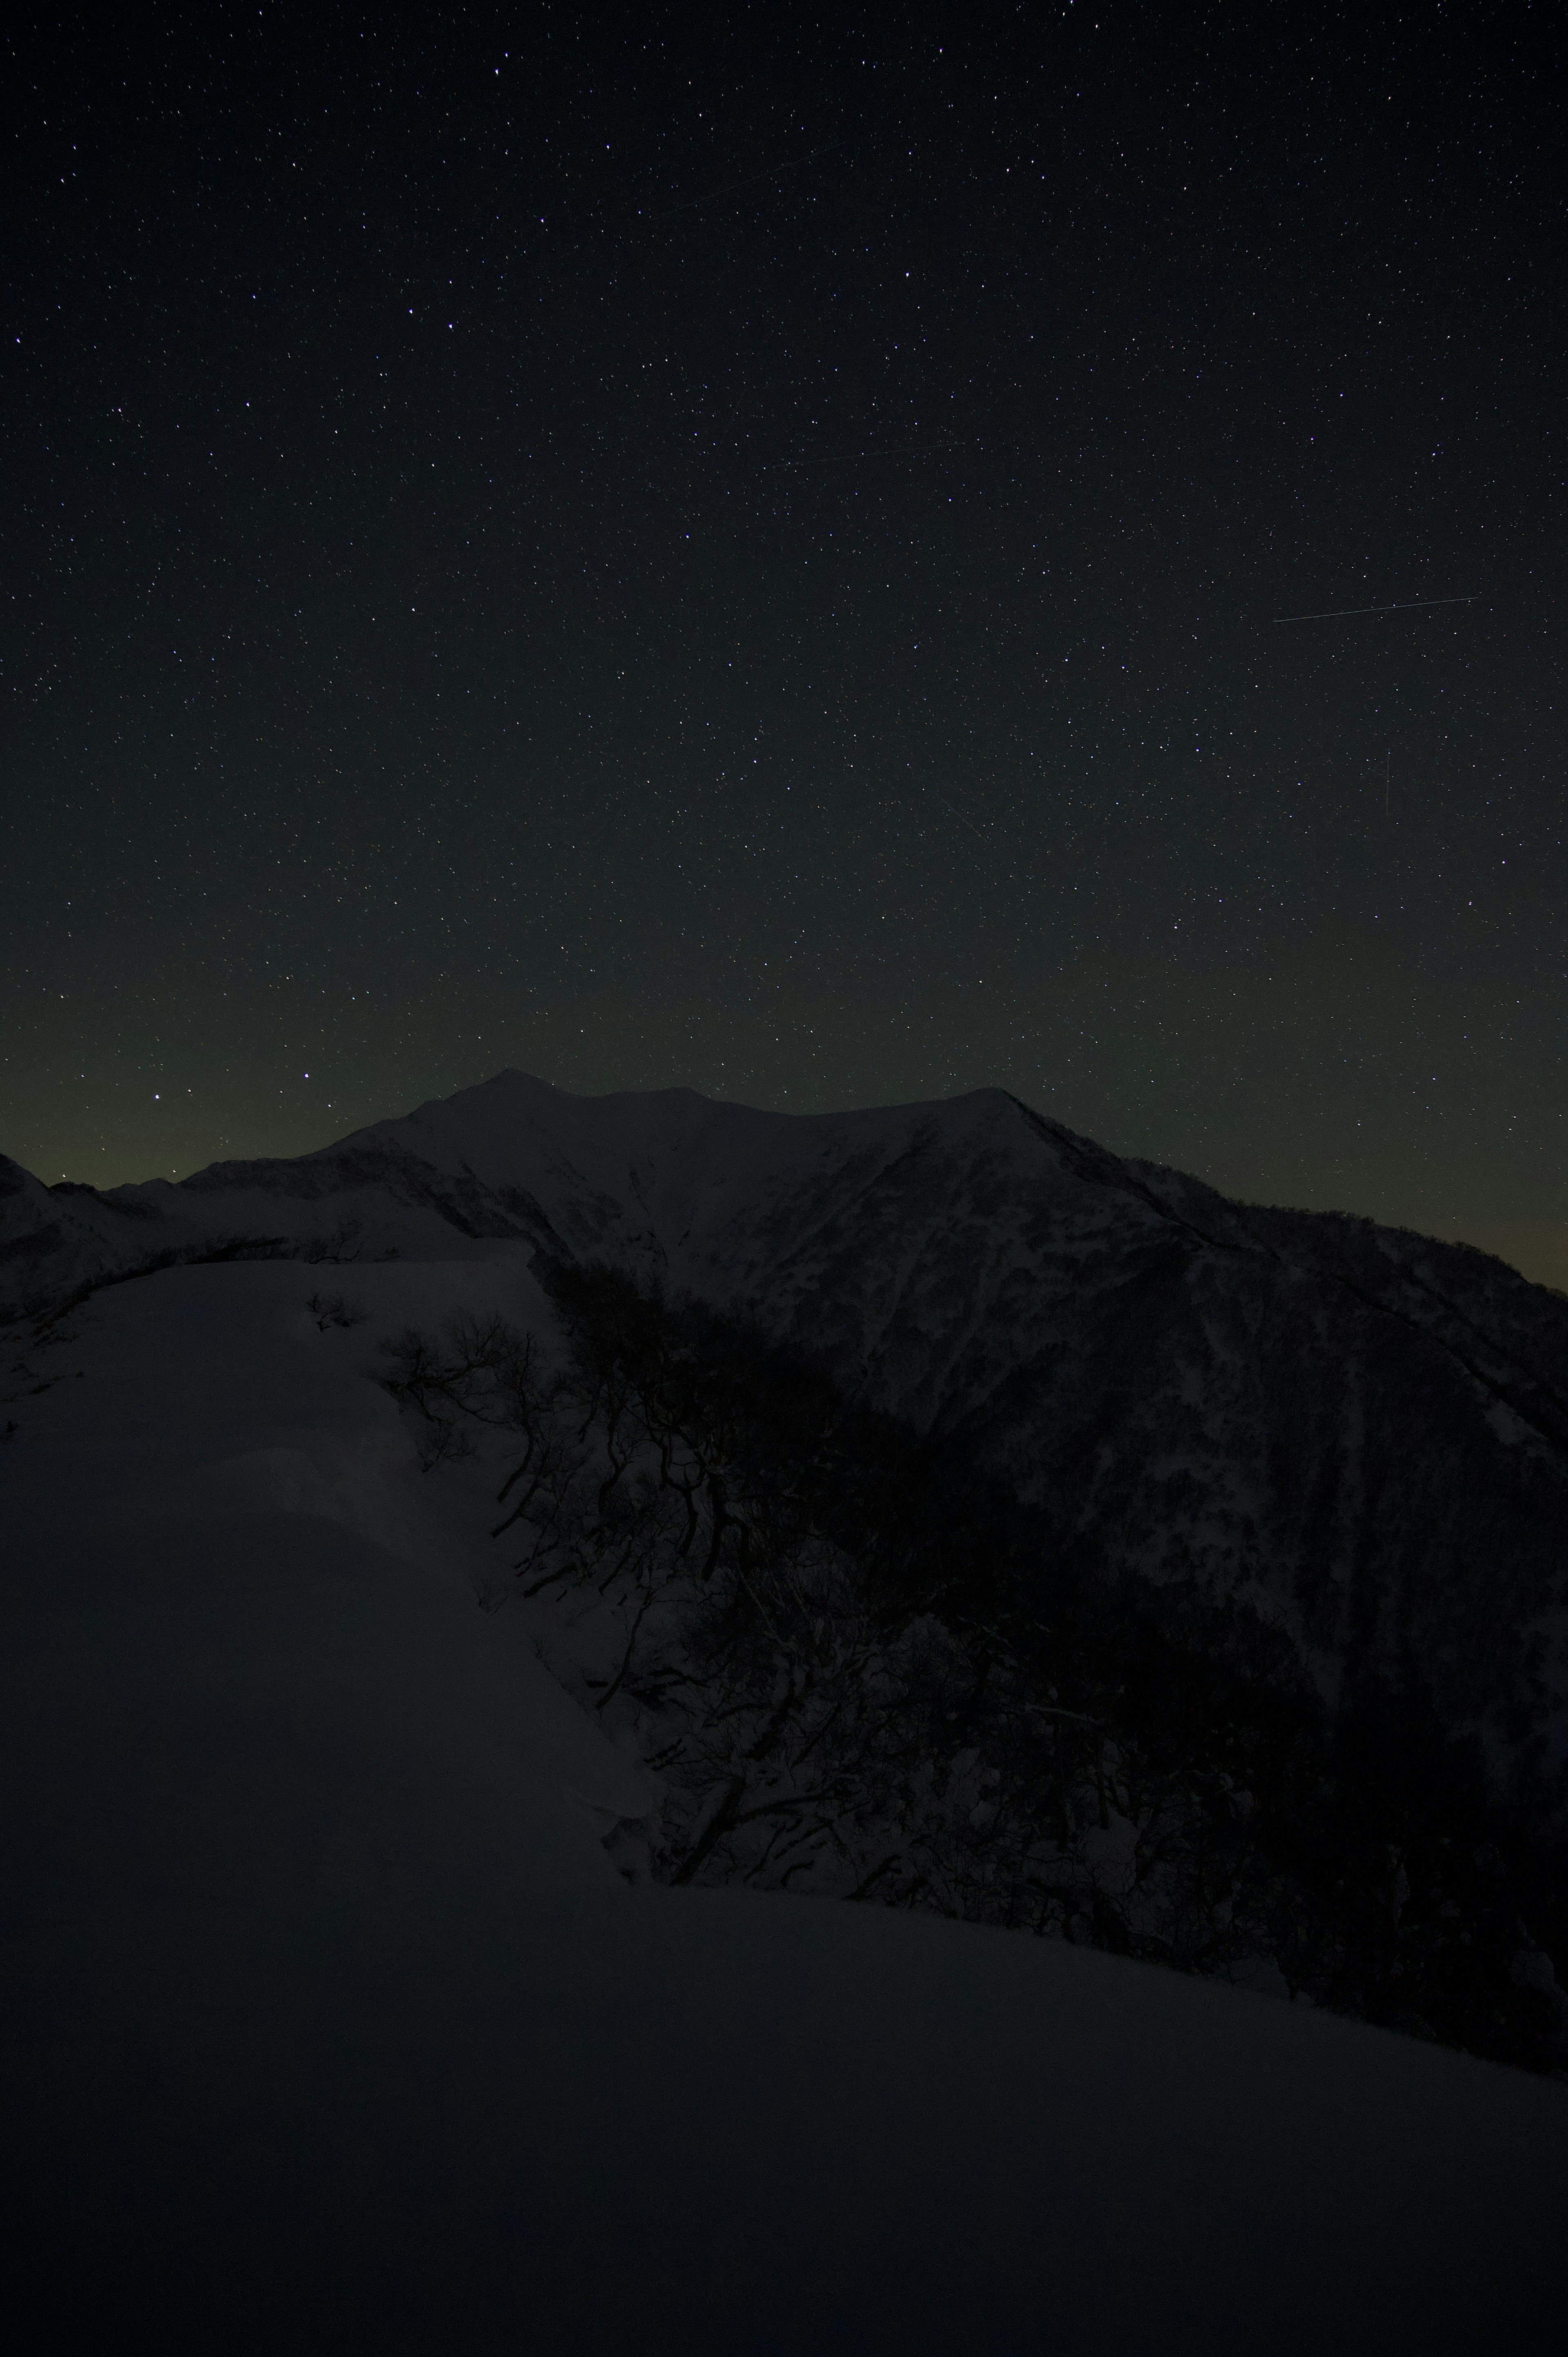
[
  {"left": 7, "top": 1070, "right": 1568, "bottom": 1804},
  {"left": 4, "top": 1103, "right": 1568, "bottom": 2350}
]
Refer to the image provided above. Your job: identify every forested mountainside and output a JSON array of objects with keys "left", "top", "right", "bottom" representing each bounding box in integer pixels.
[{"left": 370, "top": 1262, "right": 1568, "bottom": 2069}]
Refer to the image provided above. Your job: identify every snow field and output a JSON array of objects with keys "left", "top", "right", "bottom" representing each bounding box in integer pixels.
[{"left": 3, "top": 1255, "right": 1566, "bottom": 2353}]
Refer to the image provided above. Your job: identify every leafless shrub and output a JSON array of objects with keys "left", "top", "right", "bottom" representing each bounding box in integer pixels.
[
  {"left": 379, "top": 1268, "right": 1568, "bottom": 2072},
  {"left": 307, "top": 1290, "right": 370, "bottom": 1332}
]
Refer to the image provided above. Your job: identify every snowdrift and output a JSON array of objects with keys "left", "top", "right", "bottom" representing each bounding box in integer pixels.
[{"left": 4, "top": 1245, "right": 1566, "bottom": 2352}]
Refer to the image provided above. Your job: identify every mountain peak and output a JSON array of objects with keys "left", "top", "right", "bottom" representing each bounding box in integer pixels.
[{"left": 6, "top": 1075, "right": 1568, "bottom": 1822}]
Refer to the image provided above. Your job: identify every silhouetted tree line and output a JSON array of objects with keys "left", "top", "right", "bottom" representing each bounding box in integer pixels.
[{"left": 383, "top": 1262, "right": 1568, "bottom": 2074}]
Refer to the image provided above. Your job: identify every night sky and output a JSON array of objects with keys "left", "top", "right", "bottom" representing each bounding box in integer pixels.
[{"left": 4, "top": 6, "right": 1564, "bottom": 1273}]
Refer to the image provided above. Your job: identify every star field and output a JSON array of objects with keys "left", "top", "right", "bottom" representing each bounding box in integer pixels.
[{"left": 3, "top": 3, "right": 1564, "bottom": 1269}]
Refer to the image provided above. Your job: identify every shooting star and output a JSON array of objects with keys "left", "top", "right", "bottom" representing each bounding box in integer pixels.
[
  {"left": 938, "top": 796, "right": 989, "bottom": 844},
  {"left": 1272, "top": 594, "right": 1479, "bottom": 625}
]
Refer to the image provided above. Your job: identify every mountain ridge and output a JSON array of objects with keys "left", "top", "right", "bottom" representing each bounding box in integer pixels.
[{"left": 7, "top": 1070, "right": 1567, "bottom": 1813}]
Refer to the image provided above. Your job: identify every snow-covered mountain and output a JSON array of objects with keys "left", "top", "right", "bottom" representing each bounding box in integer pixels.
[
  {"left": 6, "top": 1218, "right": 1567, "bottom": 2349},
  {"left": 8, "top": 1070, "right": 1568, "bottom": 1808}
]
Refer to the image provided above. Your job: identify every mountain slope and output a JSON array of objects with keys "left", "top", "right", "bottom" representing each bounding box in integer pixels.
[
  {"left": 7, "top": 1070, "right": 1568, "bottom": 1807},
  {"left": 5, "top": 1252, "right": 1567, "bottom": 2350}
]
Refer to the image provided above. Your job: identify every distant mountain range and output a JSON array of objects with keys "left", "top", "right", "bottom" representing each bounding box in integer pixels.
[{"left": 7, "top": 1071, "right": 1567, "bottom": 1817}]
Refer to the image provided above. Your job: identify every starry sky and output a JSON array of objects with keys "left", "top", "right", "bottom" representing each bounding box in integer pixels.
[{"left": 4, "top": 4, "right": 1564, "bottom": 1272}]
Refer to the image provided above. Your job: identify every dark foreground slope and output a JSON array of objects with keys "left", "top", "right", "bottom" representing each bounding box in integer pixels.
[
  {"left": 6, "top": 1071, "right": 1567, "bottom": 1810},
  {"left": 4, "top": 1256, "right": 1567, "bottom": 2353}
]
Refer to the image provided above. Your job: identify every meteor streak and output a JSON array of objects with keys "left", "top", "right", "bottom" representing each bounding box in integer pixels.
[{"left": 1272, "top": 594, "right": 1478, "bottom": 624}]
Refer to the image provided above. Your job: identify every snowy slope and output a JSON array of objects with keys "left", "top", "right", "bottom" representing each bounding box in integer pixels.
[
  {"left": 4, "top": 1249, "right": 1566, "bottom": 2353},
  {"left": 7, "top": 1070, "right": 1568, "bottom": 1806}
]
